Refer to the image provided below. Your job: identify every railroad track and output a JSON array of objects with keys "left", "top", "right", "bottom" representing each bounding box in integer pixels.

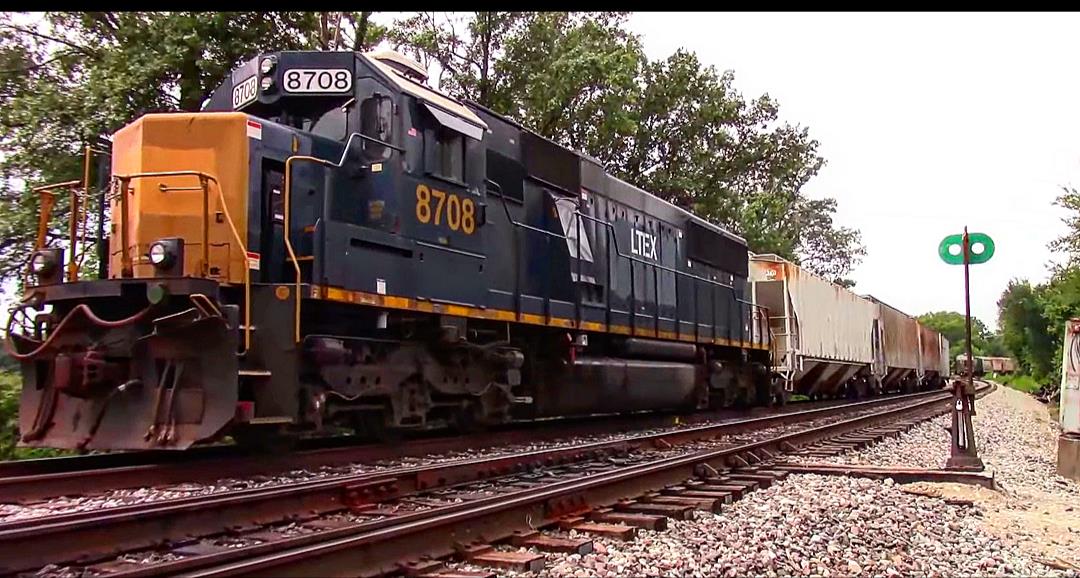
[
  {"left": 0, "top": 385, "right": 988, "bottom": 577},
  {"left": 0, "top": 391, "right": 937, "bottom": 504}
]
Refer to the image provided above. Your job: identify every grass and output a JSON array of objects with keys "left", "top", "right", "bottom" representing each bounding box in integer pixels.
[
  {"left": 992, "top": 372, "right": 1043, "bottom": 394},
  {"left": 1, "top": 369, "right": 68, "bottom": 460}
]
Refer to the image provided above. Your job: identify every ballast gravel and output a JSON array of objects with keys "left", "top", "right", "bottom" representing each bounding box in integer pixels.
[
  {"left": 454, "top": 474, "right": 1070, "bottom": 578},
  {"left": 797, "top": 385, "right": 1080, "bottom": 500},
  {"left": 447, "top": 384, "right": 1080, "bottom": 577},
  {"left": 0, "top": 397, "right": 926, "bottom": 523}
]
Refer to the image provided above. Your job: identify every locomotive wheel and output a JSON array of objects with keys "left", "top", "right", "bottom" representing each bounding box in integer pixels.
[
  {"left": 354, "top": 410, "right": 403, "bottom": 444},
  {"left": 449, "top": 401, "right": 489, "bottom": 435},
  {"left": 232, "top": 424, "right": 299, "bottom": 454},
  {"left": 754, "top": 380, "right": 772, "bottom": 407},
  {"left": 770, "top": 377, "right": 789, "bottom": 406}
]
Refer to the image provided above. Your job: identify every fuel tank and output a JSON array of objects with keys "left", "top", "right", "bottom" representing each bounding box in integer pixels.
[{"left": 532, "top": 356, "right": 702, "bottom": 416}]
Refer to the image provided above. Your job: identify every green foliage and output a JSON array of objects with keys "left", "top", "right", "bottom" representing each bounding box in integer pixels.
[
  {"left": 916, "top": 310, "right": 1003, "bottom": 360},
  {"left": 997, "top": 279, "right": 1056, "bottom": 379},
  {"left": 389, "top": 12, "right": 865, "bottom": 280},
  {"left": 0, "top": 12, "right": 384, "bottom": 285},
  {"left": 993, "top": 372, "right": 1044, "bottom": 395},
  {"left": 994, "top": 186, "right": 1080, "bottom": 382},
  {"left": 0, "top": 368, "right": 66, "bottom": 460},
  {"left": 0, "top": 11, "right": 864, "bottom": 284}
]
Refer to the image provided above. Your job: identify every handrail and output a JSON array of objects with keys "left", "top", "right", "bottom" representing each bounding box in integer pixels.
[
  {"left": 26, "top": 145, "right": 110, "bottom": 284},
  {"left": 488, "top": 180, "right": 769, "bottom": 346},
  {"left": 110, "top": 170, "right": 251, "bottom": 354},
  {"left": 282, "top": 132, "right": 385, "bottom": 344},
  {"left": 29, "top": 180, "right": 81, "bottom": 285}
]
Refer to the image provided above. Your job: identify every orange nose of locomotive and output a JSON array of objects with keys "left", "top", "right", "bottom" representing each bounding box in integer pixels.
[
  {"left": 109, "top": 112, "right": 252, "bottom": 281},
  {"left": 8, "top": 112, "right": 254, "bottom": 450}
]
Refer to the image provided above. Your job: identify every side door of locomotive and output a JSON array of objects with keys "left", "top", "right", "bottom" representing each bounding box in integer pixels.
[{"left": 401, "top": 96, "right": 488, "bottom": 307}]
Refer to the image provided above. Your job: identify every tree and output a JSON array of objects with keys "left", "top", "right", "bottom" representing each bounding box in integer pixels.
[
  {"left": 1050, "top": 186, "right": 1080, "bottom": 268},
  {"left": 0, "top": 12, "right": 385, "bottom": 285},
  {"left": 997, "top": 280, "right": 1054, "bottom": 378},
  {"left": 992, "top": 185, "right": 1080, "bottom": 381},
  {"left": 2, "top": 11, "right": 865, "bottom": 285},
  {"left": 917, "top": 310, "right": 999, "bottom": 360},
  {"left": 390, "top": 12, "right": 864, "bottom": 280}
]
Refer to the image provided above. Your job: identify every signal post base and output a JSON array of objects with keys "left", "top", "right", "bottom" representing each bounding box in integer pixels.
[
  {"left": 1058, "top": 434, "right": 1080, "bottom": 482},
  {"left": 946, "top": 380, "right": 984, "bottom": 472}
]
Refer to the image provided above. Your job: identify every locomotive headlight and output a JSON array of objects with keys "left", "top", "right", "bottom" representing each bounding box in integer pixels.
[
  {"left": 260, "top": 76, "right": 274, "bottom": 91},
  {"left": 148, "top": 242, "right": 170, "bottom": 266},
  {"left": 29, "top": 248, "right": 63, "bottom": 285},
  {"left": 30, "top": 252, "right": 53, "bottom": 275},
  {"left": 147, "top": 238, "right": 185, "bottom": 277},
  {"left": 259, "top": 56, "right": 276, "bottom": 75}
]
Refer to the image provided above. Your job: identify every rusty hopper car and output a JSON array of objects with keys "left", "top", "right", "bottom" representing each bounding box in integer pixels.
[
  {"left": 940, "top": 337, "right": 952, "bottom": 378},
  {"left": 916, "top": 323, "right": 948, "bottom": 388},
  {"left": 980, "top": 356, "right": 1017, "bottom": 374},
  {"left": 7, "top": 50, "right": 772, "bottom": 451},
  {"left": 750, "top": 254, "right": 878, "bottom": 398},
  {"left": 866, "top": 297, "right": 921, "bottom": 393}
]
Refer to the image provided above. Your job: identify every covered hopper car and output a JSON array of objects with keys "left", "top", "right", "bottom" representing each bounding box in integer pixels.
[{"left": 750, "top": 255, "right": 950, "bottom": 399}]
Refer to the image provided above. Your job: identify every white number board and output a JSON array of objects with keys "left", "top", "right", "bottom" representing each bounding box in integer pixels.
[
  {"left": 232, "top": 75, "right": 258, "bottom": 109},
  {"left": 283, "top": 69, "right": 353, "bottom": 94}
]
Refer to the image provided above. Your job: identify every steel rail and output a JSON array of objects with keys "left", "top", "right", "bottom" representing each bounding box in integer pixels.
[
  {"left": 124, "top": 384, "right": 988, "bottom": 578},
  {"left": 0, "top": 390, "right": 939, "bottom": 503},
  {"left": 0, "top": 388, "right": 963, "bottom": 574}
]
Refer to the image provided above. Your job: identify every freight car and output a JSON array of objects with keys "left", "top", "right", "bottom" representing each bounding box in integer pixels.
[
  {"left": 980, "top": 356, "right": 1017, "bottom": 374},
  {"left": 6, "top": 49, "right": 775, "bottom": 451},
  {"left": 749, "top": 255, "right": 950, "bottom": 398},
  {"left": 919, "top": 324, "right": 951, "bottom": 389},
  {"left": 955, "top": 355, "right": 986, "bottom": 377},
  {"left": 749, "top": 254, "right": 879, "bottom": 399},
  {"left": 867, "top": 297, "right": 921, "bottom": 393}
]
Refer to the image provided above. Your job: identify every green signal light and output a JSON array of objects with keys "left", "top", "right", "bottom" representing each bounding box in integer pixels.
[{"left": 939, "top": 232, "right": 995, "bottom": 265}]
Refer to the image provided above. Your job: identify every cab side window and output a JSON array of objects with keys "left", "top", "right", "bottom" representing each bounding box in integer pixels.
[
  {"left": 360, "top": 95, "right": 392, "bottom": 160},
  {"left": 432, "top": 127, "right": 464, "bottom": 182}
]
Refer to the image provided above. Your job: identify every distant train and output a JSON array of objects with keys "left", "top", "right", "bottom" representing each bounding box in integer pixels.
[
  {"left": 6, "top": 49, "right": 949, "bottom": 451},
  {"left": 955, "top": 355, "right": 1017, "bottom": 377}
]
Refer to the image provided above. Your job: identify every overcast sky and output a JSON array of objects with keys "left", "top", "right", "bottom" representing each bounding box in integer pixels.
[{"left": 628, "top": 12, "right": 1080, "bottom": 329}]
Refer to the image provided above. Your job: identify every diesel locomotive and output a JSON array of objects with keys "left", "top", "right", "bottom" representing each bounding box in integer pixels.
[{"left": 6, "top": 50, "right": 776, "bottom": 451}]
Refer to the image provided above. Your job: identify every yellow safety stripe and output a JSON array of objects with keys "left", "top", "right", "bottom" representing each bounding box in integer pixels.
[{"left": 307, "top": 284, "right": 770, "bottom": 351}]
